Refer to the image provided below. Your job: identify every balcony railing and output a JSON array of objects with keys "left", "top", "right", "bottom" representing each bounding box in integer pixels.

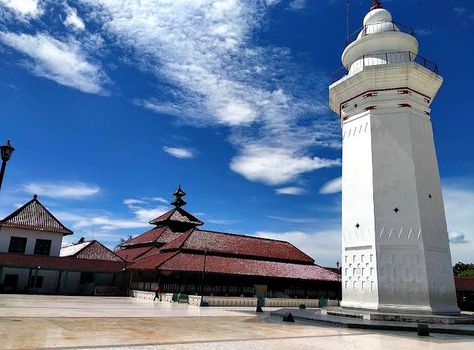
[
  {"left": 331, "top": 51, "right": 439, "bottom": 83},
  {"left": 345, "top": 21, "right": 415, "bottom": 47}
]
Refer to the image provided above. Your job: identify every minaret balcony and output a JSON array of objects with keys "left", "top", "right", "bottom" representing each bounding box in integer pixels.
[
  {"left": 332, "top": 51, "right": 439, "bottom": 83},
  {"left": 345, "top": 21, "right": 414, "bottom": 47}
]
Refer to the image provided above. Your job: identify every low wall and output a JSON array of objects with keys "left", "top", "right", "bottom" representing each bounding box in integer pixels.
[
  {"left": 130, "top": 290, "right": 339, "bottom": 308},
  {"left": 129, "top": 290, "right": 175, "bottom": 301}
]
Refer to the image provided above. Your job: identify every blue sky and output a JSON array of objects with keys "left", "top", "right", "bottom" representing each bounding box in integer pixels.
[{"left": 0, "top": 0, "right": 473, "bottom": 266}]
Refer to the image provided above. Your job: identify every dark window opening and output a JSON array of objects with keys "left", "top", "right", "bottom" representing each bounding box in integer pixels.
[
  {"left": 428, "top": 194, "right": 432, "bottom": 199},
  {"left": 80, "top": 272, "right": 94, "bottom": 284},
  {"left": 394, "top": 207, "right": 400, "bottom": 214},
  {"left": 34, "top": 239, "right": 52, "bottom": 256},
  {"left": 29, "top": 276, "right": 44, "bottom": 288},
  {"left": 355, "top": 223, "right": 360, "bottom": 229},
  {"left": 3, "top": 274, "right": 18, "bottom": 289},
  {"left": 8, "top": 237, "right": 27, "bottom": 254}
]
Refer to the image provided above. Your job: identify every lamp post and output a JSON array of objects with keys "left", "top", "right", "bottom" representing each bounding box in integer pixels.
[{"left": 0, "top": 140, "right": 15, "bottom": 192}]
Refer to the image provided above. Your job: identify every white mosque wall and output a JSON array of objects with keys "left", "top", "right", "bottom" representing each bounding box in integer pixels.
[{"left": 0, "top": 227, "right": 63, "bottom": 256}]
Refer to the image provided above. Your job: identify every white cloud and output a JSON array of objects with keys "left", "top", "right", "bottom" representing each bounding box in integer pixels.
[
  {"left": 0, "top": 0, "right": 42, "bottom": 18},
  {"left": 288, "top": 0, "right": 306, "bottom": 11},
  {"left": 22, "top": 181, "right": 100, "bottom": 199},
  {"left": 207, "top": 218, "right": 237, "bottom": 225},
  {"left": 133, "top": 206, "right": 169, "bottom": 223},
  {"left": 63, "top": 3, "right": 85, "bottom": 31},
  {"left": 123, "top": 197, "right": 170, "bottom": 223},
  {"left": 55, "top": 196, "right": 170, "bottom": 244},
  {"left": 0, "top": 32, "right": 106, "bottom": 94},
  {"left": 443, "top": 183, "right": 474, "bottom": 263},
  {"left": 152, "top": 197, "right": 169, "bottom": 204},
  {"left": 453, "top": 6, "right": 467, "bottom": 15},
  {"left": 275, "top": 186, "right": 305, "bottom": 195},
  {"left": 134, "top": 99, "right": 185, "bottom": 117},
  {"left": 82, "top": 0, "right": 337, "bottom": 186},
  {"left": 123, "top": 198, "right": 146, "bottom": 206},
  {"left": 65, "top": 214, "right": 149, "bottom": 230},
  {"left": 267, "top": 215, "right": 320, "bottom": 224},
  {"left": 319, "top": 176, "right": 342, "bottom": 194},
  {"left": 230, "top": 144, "right": 340, "bottom": 185},
  {"left": 163, "top": 146, "right": 194, "bottom": 159},
  {"left": 124, "top": 197, "right": 169, "bottom": 206},
  {"left": 449, "top": 231, "right": 469, "bottom": 244},
  {"left": 416, "top": 29, "right": 433, "bottom": 37},
  {"left": 255, "top": 230, "right": 341, "bottom": 267}
]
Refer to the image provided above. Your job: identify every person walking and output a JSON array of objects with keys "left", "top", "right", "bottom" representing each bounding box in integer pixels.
[{"left": 153, "top": 283, "right": 162, "bottom": 302}]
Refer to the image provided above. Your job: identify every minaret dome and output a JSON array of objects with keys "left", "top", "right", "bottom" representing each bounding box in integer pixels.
[{"left": 342, "top": 6, "right": 418, "bottom": 75}]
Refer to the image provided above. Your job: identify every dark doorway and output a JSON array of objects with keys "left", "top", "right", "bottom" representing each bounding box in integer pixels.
[{"left": 4, "top": 274, "right": 19, "bottom": 292}]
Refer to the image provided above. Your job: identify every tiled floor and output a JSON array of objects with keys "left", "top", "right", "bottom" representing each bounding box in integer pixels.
[{"left": 0, "top": 294, "right": 473, "bottom": 349}]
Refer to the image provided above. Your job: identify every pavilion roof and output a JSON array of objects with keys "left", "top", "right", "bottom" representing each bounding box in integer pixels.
[
  {"left": 121, "top": 226, "right": 183, "bottom": 247},
  {"left": 130, "top": 252, "right": 340, "bottom": 282},
  {"left": 0, "top": 195, "right": 72, "bottom": 235},
  {"left": 116, "top": 246, "right": 161, "bottom": 262},
  {"left": 160, "top": 229, "right": 314, "bottom": 264},
  {"left": 149, "top": 207, "right": 203, "bottom": 226}
]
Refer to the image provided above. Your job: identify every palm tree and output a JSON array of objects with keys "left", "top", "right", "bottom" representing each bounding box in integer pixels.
[{"left": 114, "top": 234, "right": 133, "bottom": 251}]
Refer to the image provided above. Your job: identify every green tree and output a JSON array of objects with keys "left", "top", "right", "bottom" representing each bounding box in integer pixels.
[{"left": 453, "top": 262, "right": 474, "bottom": 276}]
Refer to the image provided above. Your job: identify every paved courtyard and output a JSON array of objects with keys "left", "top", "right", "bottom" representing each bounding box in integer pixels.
[{"left": 0, "top": 295, "right": 473, "bottom": 349}]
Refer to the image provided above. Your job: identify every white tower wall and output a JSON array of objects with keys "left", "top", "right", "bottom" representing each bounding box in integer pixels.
[{"left": 329, "top": 5, "right": 459, "bottom": 314}]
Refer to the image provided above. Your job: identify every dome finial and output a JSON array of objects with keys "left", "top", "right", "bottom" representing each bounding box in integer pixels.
[
  {"left": 171, "top": 185, "right": 187, "bottom": 208},
  {"left": 370, "top": 0, "right": 382, "bottom": 10}
]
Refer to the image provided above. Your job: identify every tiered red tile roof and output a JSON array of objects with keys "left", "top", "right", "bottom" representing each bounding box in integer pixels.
[
  {"left": 170, "top": 229, "right": 314, "bottom": 263},
  {"left": 116, "top": 246, "right": 161, "bottom": 262},
  {"left": 122, "top": 226, "right": 183, "bottom": 247},
  {"left": 117, "top": 188, "right": 340, "bottom": 283},
  {"left": 0, "top": 195, "right": 72, "bottom": 235},
  {"left": 149, "top": 208, "right": 203, "bottom": 226}
]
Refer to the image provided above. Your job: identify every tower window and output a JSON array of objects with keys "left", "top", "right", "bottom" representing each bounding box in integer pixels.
[{"left": 393, "top": 207, "right": 399, "bottom": 214}]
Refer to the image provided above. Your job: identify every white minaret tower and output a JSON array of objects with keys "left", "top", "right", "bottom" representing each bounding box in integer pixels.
[{"left": 329, "top": 1, "right": 459, "bottom": 314}]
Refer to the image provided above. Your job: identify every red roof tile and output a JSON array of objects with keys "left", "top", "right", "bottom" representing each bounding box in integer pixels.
[
  {"left": 61, "top": 241, "right": 123, "bottom": 262},
  {"left": 130, "top": 251, "right": 178, "bottom": 270},
  {"left": 159, "top": 229, "right": 194, "bottom": 251},
  {"left": 122, "top": 226, "right": 183, "bottom": 247},
  {"left": 455, "top": 278, "right": 474, "bottom": 291},
  {"left": 138, "top": 246, "right": 163, "bottom": 259},
  {"left": 150, "top": 252, "right": 339, "bottom": 282},
  {"left": 149, "top": 207, "right": 203, "bottom": 226},
  {"left": 0, "top": 196, "right": 72, "bottom": 235},
  {"left": 176, "top": 230, "right": 314, "bottom": 264},
  {"left": 0, "top": 252, "right": 126, "bottom": 272},
  {"left": 116, "top": 246, "right": 156, "bottom": 262}
]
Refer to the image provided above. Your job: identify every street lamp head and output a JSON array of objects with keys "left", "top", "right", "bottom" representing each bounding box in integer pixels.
[{"left": 1, "top": 140, "right": 15, "bottom": 162}]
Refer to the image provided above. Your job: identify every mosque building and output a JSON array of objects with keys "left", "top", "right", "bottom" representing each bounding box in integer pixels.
[{"left": 116, "top": 187, "right": 341, "bottom": 299}]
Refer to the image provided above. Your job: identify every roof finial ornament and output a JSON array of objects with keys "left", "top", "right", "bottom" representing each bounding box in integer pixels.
[
  {"left": 370, "top": 0, "right": 382, "bottom": 10},
  {"left": 171, "top": 185, "right": 187, "bottom": 208},
  {"left": 33, "top": 194, "right": 38, "bottom": 200}
]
